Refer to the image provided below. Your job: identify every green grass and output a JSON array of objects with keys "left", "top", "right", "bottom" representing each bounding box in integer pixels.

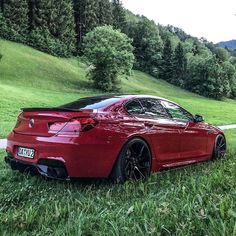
[
  {"left": 0, "top": 130, "right": 236, "bottom": 235},
  {"left": 1, "top": 39, "right": 236, "bottom": 137}
]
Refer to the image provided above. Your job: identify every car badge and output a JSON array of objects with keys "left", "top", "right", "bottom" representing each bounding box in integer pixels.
[{"left": 29, "top": 119, "right": 35, "bottom": 128}]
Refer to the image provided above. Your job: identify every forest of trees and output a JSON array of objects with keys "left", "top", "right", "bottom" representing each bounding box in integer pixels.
[{"left": 0, "top": 0, "right": 236, "bottom": 99}]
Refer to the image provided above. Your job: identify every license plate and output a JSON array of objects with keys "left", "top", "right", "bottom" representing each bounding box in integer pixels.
[{"left": 17, "top": 147, "right": 35, "bottom": 159}]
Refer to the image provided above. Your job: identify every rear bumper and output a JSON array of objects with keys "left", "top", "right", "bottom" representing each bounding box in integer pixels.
[
  {"left": 5, "top": 153, "right": 69, "bottom": 180},
  {"left": 6, "top": 131, "right": 124, "bottom": 178}
]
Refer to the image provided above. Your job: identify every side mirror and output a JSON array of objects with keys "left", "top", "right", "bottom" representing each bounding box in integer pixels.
[{"left": 194, "top": 114, "right": 204, "bottom": 123}]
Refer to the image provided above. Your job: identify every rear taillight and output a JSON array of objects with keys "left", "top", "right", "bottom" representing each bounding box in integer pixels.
[{"left": 48, "top": 117, "right": 98, "bottom": 136}]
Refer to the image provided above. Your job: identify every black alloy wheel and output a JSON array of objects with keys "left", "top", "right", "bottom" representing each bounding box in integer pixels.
[
  {"left": 212, "top": 134, "right": 226, "bottom": 160},
  {"left": 111, "top": 138, "right": 151, "bottom": 183}
]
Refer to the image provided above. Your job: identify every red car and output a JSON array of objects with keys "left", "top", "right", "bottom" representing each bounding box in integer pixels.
[{"left": 5, "top": 95, "right": 226, "bottom": 183}]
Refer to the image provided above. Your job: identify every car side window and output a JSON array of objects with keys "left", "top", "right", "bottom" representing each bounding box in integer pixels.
[
  {"left": 161, "top": 101, "right": 193, "bottom": 122},
  {"left": 139, "top": 99, "right": 169, "bottom": 119},
  {"left": 125, "top": 99, "right": 143, "bottom": 115}
]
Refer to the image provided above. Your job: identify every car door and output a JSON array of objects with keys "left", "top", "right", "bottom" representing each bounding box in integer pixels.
[
  {"left": 137, "top": 98, "right": 182, "bottom": 162},
  {"left": 161, "top": 100, "right": 209, "bottom": 160}
]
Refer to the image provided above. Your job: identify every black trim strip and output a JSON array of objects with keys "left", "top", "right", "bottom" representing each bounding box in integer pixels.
[{"left": 21, "top": 108, "right": 79, "bottom": 112}]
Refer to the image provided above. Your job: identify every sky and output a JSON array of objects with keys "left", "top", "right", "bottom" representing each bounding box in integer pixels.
[{"left": 122, "top": 0, "right": 236, "bottom": 43}]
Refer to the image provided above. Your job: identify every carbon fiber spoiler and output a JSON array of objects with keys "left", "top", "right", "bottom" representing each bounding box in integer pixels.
[{"left": 21, "top": 107, "right": 79, "bottom": 112}]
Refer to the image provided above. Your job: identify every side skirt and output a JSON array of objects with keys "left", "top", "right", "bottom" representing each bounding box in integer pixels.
[{"left": 160, "top": 155, "right": 211, "bottom": 169}]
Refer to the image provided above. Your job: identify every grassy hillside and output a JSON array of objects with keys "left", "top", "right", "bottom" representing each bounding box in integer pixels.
[{"left": 1, "top": 40, "right": 236, "bottom": 137}]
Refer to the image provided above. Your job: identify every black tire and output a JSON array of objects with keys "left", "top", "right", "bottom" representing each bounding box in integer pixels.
[
  {"left": 212, "top": 134, "right": 226, "bottom": 160},
  {"left": 110, "top": 138, "right": 152, "bottom": 184}
]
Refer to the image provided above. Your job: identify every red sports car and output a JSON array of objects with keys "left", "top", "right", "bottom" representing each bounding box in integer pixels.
[{"left": 5, "top": 95, "right": 226, "bottom": 183}]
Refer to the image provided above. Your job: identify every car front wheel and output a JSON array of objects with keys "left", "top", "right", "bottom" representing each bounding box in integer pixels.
[{"left": 212, "top": 134, "right": 226, "bottom": 160}]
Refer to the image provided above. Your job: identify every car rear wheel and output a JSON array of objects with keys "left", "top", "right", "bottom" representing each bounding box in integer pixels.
[
  {"left": 212, "top": 134, "right": 226, "bottom": 160},
  {"left": 111, "top": 138, "right": 152, "bottom": 183}
]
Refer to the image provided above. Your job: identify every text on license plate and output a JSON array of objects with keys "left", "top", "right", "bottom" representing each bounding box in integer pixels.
[{"left": 17, "top": 147, "right": 35, "bottom": 159}]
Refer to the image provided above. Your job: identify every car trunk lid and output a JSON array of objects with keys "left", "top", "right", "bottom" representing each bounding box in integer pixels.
[{"left": 14, "top": 108, "right": 96, "bottom": 137}]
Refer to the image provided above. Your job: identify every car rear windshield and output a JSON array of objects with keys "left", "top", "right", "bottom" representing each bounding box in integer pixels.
[{"left": 59, "top": 97, "right": 121, "bottom": 110}]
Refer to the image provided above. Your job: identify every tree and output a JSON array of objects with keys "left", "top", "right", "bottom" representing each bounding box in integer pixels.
[
  {"left": 51, "top": 0, "right": 76, "bottom": 53},
  {"left": 112, "top": 0, "right": 127, "bottom": 31},
  {"left": 126, "top": 17, "right": 163, "bottom": 77},
  {"left": 1, "top": 0, "right": 28, "bottom": 42},
  {"left": 160, "top": 38, "right": 173, "bottom": 82},
  {"left": 98, "top": 0, "right": 113, "bottom": 26},
  {"left": 166, "top": 24, "right": 191, "bottom": 41},
  {"left": 28, "top": 0, "right": 54, "bottom": 31},
  {"left": 221, "top": 61, "right": 236, "bottom": 98},
  {"left": 192, "top": 41, "right": 200, "bottom": 56},
  {"left": 185, "top": 55, "right": 226, "bottom": 99},
  {"left": 83, "top": 26, "right": 134, "bottom": 91},
  {"left": 0, "top": 0, "right": 3, "bottom": 13},
  {"left": 28, "top": 0, "right": 76, "bottom": 56},
  {"left": 73, "top": 0, "right": 99, "bottom": 49},
  {"left": 172, "top": 42, "right": 187, "bottom": 86},
  {"left": 214, "top": 47, "right": 229, "bottom": 63}
]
